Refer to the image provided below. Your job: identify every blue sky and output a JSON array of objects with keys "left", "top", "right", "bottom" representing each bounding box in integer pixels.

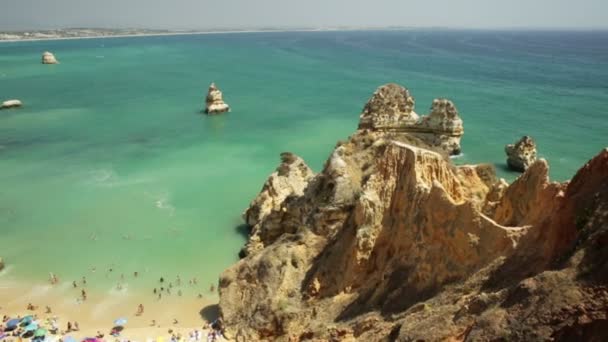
[{"left": 1, "top": 0, "right": 606, "bottom": 30}]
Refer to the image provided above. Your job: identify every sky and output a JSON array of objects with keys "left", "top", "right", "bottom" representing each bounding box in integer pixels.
[{"left": 1, "top": 0, "right": 607, "bottom": 31}]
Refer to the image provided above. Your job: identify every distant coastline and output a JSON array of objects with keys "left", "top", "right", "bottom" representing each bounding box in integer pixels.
[
  {"left": 3, "top": 26, "right": 605, "bottom": 44},
  {"left": 0, "top": 27, "right": 350, "bottom": 43}
]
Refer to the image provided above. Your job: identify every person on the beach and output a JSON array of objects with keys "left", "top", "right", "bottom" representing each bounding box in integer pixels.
[
  {"left": 173, "top": 318, "right": 179, "bottom": 325},
  {"left": 73, "top": 322, "right": 80, "bottom": 331},
  {"left": 198, "top": 293, "right": 203, "bottom": 299},
  {"left": 154, "top": 288, "right": 157, "bottom": 294},
  {"left": 150, "top": 319, "right": 156, "bottom": 326},
  {"left": 45, "top": 306, "right": 52, "bottom": 314},
  {"left": 27, "top": 303, "right": 34, "bottom": 310},
  {"left": 158, "top": 292, "right": 162, "bottom": 300},
  {"left": 209, "top": 284, "right": 215, "bottom": 292},
  {"left": 160, "top": 277, "right": 164, "bottom": 283},
  {"left": 82, "top": 276, "right": 87, "bottom": 285},
  {"left": 72, "top": 281, "right": 77, "bottom": 288},
  {"left": 134, "top": 271, "right": 138, "bottom": 277},
  {"left": 136, "top": 304, "right": 144, "bottom": 316},
  {"left": 67, "top": 321, "right": 72, "bottom": 332},
  {"left": 81, "top": 289, "right": 87, "bottom": 301}
]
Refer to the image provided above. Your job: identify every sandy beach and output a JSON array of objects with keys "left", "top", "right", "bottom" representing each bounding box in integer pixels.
[{"left": 0, "top": 278, "right": 221, "bottom": 341}]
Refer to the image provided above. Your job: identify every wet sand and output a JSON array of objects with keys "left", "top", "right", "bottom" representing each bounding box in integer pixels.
[{"left": 0, "top": 279, "right": 220, "bottom": 340}]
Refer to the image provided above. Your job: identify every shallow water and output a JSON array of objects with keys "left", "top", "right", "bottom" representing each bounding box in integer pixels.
[{"left": 0, "top": 30, "right": 607, "bottom": 293}]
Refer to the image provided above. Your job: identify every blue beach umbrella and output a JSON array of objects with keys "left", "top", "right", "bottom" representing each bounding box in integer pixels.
[
  {"left": 20, "top": 315, "right": 34, "bottom": 325},
  {"left": 5, "top": 319, "right": 19, "bottom": 328},
  {"left": 63, "top": 336, "right": 77, "bottom": 342},
  {"left": 113, "top": 318, "right": 127, "bottom": 326},
  {"left": 24, "top": 322, "right": 39, "bottom": 332}
]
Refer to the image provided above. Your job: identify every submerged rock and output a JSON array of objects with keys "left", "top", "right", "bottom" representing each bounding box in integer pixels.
[
  {"left": 42, "top": 51, "right": 58, "bottom": 64},
  {"left": 358, "top": 83, "right": 464, "bottom": 155},
  {"left": 1, "top": 99, "right": 22, "bottom": 109},
  {"left": 505, "top": 135, "right": 537, "bottom": 172},
  {"left": 204, "top": 83, "right": 230, "bottom": 114},
  {"left": 218, "top": 83, "right": 608, "bottom": 341}
]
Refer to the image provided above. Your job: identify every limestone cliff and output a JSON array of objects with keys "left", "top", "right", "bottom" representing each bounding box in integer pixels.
[
  {"left": 42, "top": 51, "right": 58, "bottom": 64},
  {"left": 205, "top": 82, "right": 230, "bottom": 114},
  {"left": 218, "top": 84, "right": 608, "bottom": 341},
  {"left": 358, "top": 84, "right": 464, "bottom": 155},
  {"left": 505, "top": 135, "right": 538, "bottom": 172}
]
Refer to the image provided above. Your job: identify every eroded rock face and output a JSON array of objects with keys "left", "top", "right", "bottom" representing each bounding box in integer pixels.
[
  {"left": 241, "top": 152, "right": 314, "bottom": 257},
  {"left": 218, "top": 84, "right": 608, "bottom": 341},
  {"left": 1, "top": 99, "right": 22, "bottom": 109},
  {"left": 42, "top": 51, "right": 58, "bottom": 64},
  {"left": 205, "top": 83, "right": 230, "bottom": 114},
  {"left": 358, "top": 84, "right": 463, "bottom": 155},
  {"left": 505, "top": 136, "right": 537, "bottom": 172}
]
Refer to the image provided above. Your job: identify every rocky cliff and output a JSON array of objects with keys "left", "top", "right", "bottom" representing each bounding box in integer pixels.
[
  {"left": 42, "top": 51, "right": 58, "bottom": 64},
  {"left": 218, "top": 84, "right": 608, "bottom": 341},
  {"left": 505, "top": 136, "right": 538, "bottom": 172},
  {"left": 205, "top": 82, "right": 230, "bottom": 114},
  {"left": 358, "top": 84, "right": 464, "bottom": 156}
]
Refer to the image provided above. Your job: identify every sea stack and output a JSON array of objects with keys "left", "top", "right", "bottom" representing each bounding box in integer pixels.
[
  {"left": 204, "top": 82, "right": 230, "bottom": 114},
  {"left": 1, "top": 99, "right": 23, "bottom": 109},
  {"left": 505, "top": 136, "right": 537, "bottom": 172},
  {"left": 358, "top": 83, "right": 464, "bottom": 155},
  {"left": 42, "top": 51, "right": 59, "bottom": 64}
]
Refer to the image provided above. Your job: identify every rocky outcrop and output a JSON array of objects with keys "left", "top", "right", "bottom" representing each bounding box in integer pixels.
[
  {"left": 505, "top": 135, "right": 537, "bottom": 172},
  {"left": 358, "top": 84, "right": 464, "bottom": 155},
  {"left": 241, "top": 152, "right": 314, "bottom": 257},
  {"left": 218, "top": 84, "right": 608, "bottom": 341},
  {"left": 1, "top": 99, "right": 22, "bottom": 109},
  {"left": 42, "top": 51, "right": 58, "bottom": 64},
  {"left": 204, "top": 83, "right": 230, "bottom": 114}
]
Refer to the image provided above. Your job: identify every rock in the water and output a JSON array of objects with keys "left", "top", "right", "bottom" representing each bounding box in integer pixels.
[
  {"left": 204, "top": 82, "right": 230, "bottom": 114},
  {"left": 505, "top": 135, "right": 537, "bottom": 172},
  {"left": 42, "top": 51, "right": 59, "bottom": 64},
  {"left": 358, "top": 83, "right": 464, "bottom": 155},
  {"left": 218, "top": 83, "right": 608, "bottom": 341},
  {"left": 1, "top": 99, "right": 22, "bottom": 109}
]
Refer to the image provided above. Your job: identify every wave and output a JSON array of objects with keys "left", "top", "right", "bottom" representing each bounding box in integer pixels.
[
  {"left": 87, "top": 168, "right": 154, "bottom": 188},
  {"left": 153, "top": 193, "right": 176, "bottom": 217},
  {"left": 449, "top": 153, "right": 465, "bottom": 159}
]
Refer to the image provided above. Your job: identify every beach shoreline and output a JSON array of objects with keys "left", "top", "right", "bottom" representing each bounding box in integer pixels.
[{"left": 0, "top": 277, "right": 219, "bottom": 340}]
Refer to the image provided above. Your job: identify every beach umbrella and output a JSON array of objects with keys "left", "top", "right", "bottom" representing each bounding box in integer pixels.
[
  {"left": 113, "top": 318, "right": 127, "bottom": 326},
  {"left": 20, "top": 315, "right": 34, "bottom": 325},
  {"left": 34, "top": 328, "right": 47, "bottom": 337},
  {"left": 62, "top": 336, "right": 77, "bottom": 342},
  {"left": 5, "top": 318, "right": 19, "bottom": 328},
  {"left": 82, "top": 338, "right": 102, "bottom": 342},
  {"left": 25, "top": 322, "right": 39, "bottom": 331}
]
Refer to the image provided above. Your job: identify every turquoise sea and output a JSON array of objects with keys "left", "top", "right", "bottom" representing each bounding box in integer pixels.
[{"left": 1, "top": 30, "right": 607, "bottom": 294}]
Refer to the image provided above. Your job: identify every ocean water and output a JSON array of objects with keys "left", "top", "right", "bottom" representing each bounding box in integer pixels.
[{"left": 1, "top": 30, "right": 607, "bottom": 294}]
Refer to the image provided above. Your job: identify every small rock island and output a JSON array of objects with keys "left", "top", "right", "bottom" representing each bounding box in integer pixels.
[
  {"left": 505, "top": 135, "right": 537, "bottom": 172},
  {"left": 1, "top": 99, "right": 23, "bottom": 109},
  {"left": 204, "top": 82, "right": 230, "bottom": 114},
  {"left": 42, "top": 51, "right": 59, "bottom": 64}
]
